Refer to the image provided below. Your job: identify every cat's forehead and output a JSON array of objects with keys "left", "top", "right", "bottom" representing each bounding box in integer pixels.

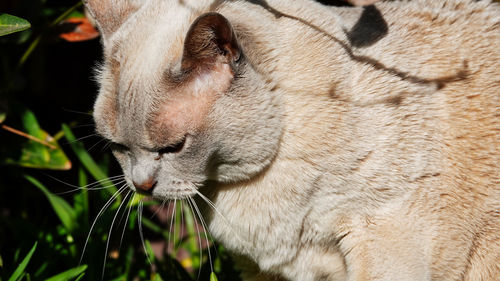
[{"left": 105, "top": 1, "right": 202, "bottom": 87}]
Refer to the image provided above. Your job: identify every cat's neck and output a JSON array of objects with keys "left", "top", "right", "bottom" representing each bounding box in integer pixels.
[
  {"left": 218, "top": 0, "right": 353, "bottom": 96},
  {"left": 217, "top": 0, "right": 359, "bottom": 163}
]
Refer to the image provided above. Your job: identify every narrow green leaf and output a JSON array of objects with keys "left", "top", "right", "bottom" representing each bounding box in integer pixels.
[
  {"left": 7, "top": 242, "right": 37, "bottom": 281},
  {"left": 152, "top": 274, "right": 164, "bottom": 281},
  {"left": 145, "top": 240, "right": 156, "bottom": 263},
  {"left": 21, "top": 109, "right": 42, "bottom": 138},
  {"left": 74, "top": 273, "right": 85, "bottom": 281},
  {"left": 74, "top": 168, "right": 89, "bottom": 227},
  {"left": 182, "top": 203, "right": 199, "bottom": 267},
  {"left": 62, "top": 124, "right": 116, "bottom": 192},
  {"left": 44, "top": 265, "right": 87, "bottom": 281},
  {"left": 25, "top": 175, "right": 77, "bottom": 232},
  {"left": 0, "top": 254, "right": 3, "bottom": 267},
  {"left": 210, "top": 272, "right": 219, "bottom": 281},
  {"left": 0, "top": 111, "right": 6, "bottom": 124},
  {"left": 141, "top": 217, "right": 163, "bottom": 234},
  {"left": 34, "top": 262, "right": 49, "bottom": 277},
  {"left": 0, "top": 14, "right": 31, "bottom": 37}
]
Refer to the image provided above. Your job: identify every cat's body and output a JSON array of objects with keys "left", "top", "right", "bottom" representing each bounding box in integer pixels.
[{"left": 87, "top": 0, "right": 500, "bottom": 280}]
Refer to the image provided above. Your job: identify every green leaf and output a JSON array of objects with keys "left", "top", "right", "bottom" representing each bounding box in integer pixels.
[
  {"left": 145, "top": 240, "right": 156, "bottom": 263},
  {"left": 7, "top": 242, "right": 37, "bottom": 281},
  {"left": 25, "top": 175, "right": 78, "bottom": 232},
  {"left": 62, "top": 124, "right": 116, "bottom": 191},
  {"left": 44, "top": 265, "right": 87, "bottom": 281},
  {"left": 0, "top": 14, "right": 31, "bottom": 37},
  {"left": 74, "top": 273, "right": 85, "bottom": 281},
  {"left": 182, "top": 203, "right": 199, "bottom": 262},
  {"left": 0, "top": 254, "right": 3, "bottom": 267},
  {"left": 0, "top": 107, "right": 6, "bottom": 123},
  {"left": 2, "top": 128, "right": 72, "bottom": 170},
  {"left": 152, "top": 274, "right": 164, "bottom": 281},
  {"left": 21, "top": 109, "right": 42, "bottom": 138},
  {"left": 73, "top": 168, "right": 89, "bottom": 227},
  {"left": 210, "top": 272, "right": 219, "bottom": 281},
  {"left": 1, "top": 107, "right": 71, "bottom": 170}
]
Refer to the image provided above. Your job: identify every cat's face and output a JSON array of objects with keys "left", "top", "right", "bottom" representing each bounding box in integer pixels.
[{"left": 88, "top": 0, "right": 282, "bottom": 199}]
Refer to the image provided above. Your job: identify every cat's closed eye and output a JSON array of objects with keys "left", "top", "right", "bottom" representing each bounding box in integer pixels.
[
  {"left": 155, "top": 136, "right": 187, "bottom": 160},
  {"left": 109, "top": 142, "right": 128, "bottom": 152}
]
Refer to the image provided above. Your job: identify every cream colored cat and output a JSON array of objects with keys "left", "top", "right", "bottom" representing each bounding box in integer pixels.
[{"left": 86, "top": 0, "right": 500, "bottom": 280}]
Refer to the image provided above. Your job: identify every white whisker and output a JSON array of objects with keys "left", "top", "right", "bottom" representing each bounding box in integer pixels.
[
  {"left": 172, "top": 199, "right": 177, "bottom": 251},
  {"left": 119, "top": 193, "right": 135, "bottom": 251},
  {"left": 46, "top": 174, "right": 125, "bottom": 195},
  {"left": 138, "top": 200, "right": 152, "bottom": 265},
  {"left": 180, "top": 200, "right": 185, "bottom": 243},
  {"left": 168, "top": 199, "right": 176, "bottom": 254},
  {"left": 87, "top": 138, "right": 109, "bottom": 152},
  {"left": 187, "top": 199, "right": 204, "bottom": 280},
  {"left": 101, "top": 141, "right": 113, "bottom": 152},
  {"left": 80, "top": 184, "right": 128, "bottom": 264},
  {"left": 195, "top": 190, "right": 248, "bottom": 246},
  {"left": 66, "top": 133, "right": 100, "bottom": 144},
  {"left": 49, "top": 174, "right": 125, "bottom": 188},
  {"left": 151, "top": 199, "right": 167, "bottom": 220},
  {"left": 56, "top": 180, "right": 127, "bottom": 195},
  {"left": 102, "top": 190, "right": 132, "bottom": 280},
  {"left": 190, "top": 197, "right": 213, "bottom": 273},
  {"left": 62, "top": 108, "right": 93, "bottom": 116}
]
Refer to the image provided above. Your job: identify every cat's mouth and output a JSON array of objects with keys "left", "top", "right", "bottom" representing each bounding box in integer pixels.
[{"left": 131, "top": 180, "right": 198, "bottom": 200}]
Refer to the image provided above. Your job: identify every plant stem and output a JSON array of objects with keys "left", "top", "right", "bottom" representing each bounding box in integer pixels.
[
  {"left": 18, "top": 1, "right": 84, "bottom": 68},
  {"left": 1, "top": 124, "right": 57, "bottom": 149}
]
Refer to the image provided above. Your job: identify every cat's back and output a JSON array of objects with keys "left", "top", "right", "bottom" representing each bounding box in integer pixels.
[
  {"left": 337, "top": 0, "right": 500, "bottom": 184},
  {"left": 337, "top": 1, "right": 500, "bottom": 278}
]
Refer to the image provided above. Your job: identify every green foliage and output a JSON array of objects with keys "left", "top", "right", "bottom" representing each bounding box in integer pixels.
[
  {"left": 62, "top": 124, "right": 116, "bottom": 193},
  {"left": 25, "top": 175, "right": 78, "bottom": 232},
  {"left": 1, "top": 105, "right": 71, "bottom": 170},
  {"left": 0, "top": 14, "right": 31, "bottom": 37},
  {"left": 7, "top": 242, "right": 37, "bottom": 281},
  {"left": 44, "top": 265, "right": 87, "bottom": 281}
]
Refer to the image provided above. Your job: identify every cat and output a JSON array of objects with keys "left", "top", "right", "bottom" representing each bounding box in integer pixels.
[{"left": 86, "top": 0, "right": 500, "bottom": 280}]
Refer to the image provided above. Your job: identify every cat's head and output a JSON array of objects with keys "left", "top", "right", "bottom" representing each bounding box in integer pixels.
[{"left": 87, "top": 0, "right": 282, "bottom": 199}]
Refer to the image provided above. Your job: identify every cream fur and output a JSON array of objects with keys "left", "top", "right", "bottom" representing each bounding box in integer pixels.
[{"left": 88, "top": 0, "right": 500, "bottom": 280}]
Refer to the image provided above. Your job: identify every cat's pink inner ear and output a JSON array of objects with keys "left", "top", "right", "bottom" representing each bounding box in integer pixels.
[{"left": 181, "top": 12, "right": 241, "bottom": 71}]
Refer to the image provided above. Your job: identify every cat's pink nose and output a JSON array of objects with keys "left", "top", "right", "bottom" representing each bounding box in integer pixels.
[{"left": 133, "top": 179, "right": 156, "bottom": 192}]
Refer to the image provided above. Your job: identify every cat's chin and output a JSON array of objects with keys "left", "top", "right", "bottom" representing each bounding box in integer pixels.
[{"left": 149, "top": 188, "right": 198, "bottom": 200}]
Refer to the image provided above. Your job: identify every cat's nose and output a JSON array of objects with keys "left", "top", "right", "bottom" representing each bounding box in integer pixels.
[{"left": 133, "top": 179, "right": 157, "bottom": 192}]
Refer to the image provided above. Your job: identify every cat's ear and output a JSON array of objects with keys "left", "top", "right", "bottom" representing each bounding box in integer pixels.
[
  {"left": 181, "top": 12, "right": 241, "bottom": 71},
  {"left": 84, "top": 0, "right": 139, "bottom": 40}
]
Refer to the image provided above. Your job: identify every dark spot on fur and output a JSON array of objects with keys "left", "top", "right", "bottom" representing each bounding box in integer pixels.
[
  {"left": 386, "top": 95, "right": 403, "bottom": 106},
  {"left": 346, "top": 5, "right": 388, "bottom": 48},
  {"left": 317, "top": 0, "right": 353, "bottom": 6},
  {"left": 316, "top": 273, "right": 333, "bottom": 281},
  {"left": 245, "top": 1, "right": 469, "bottom": 89}
]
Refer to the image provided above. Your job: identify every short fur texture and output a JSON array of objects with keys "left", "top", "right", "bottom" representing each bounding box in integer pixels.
[{"left": 88, "top": 0, "right": 500, "bottom": 280}]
